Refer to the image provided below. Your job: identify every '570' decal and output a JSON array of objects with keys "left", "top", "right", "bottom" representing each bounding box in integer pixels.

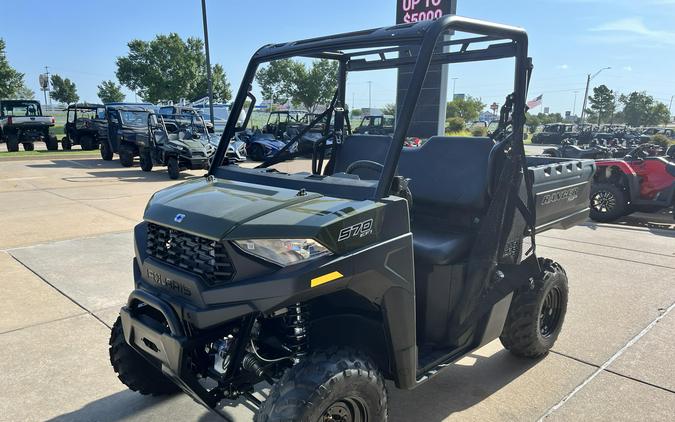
[{"left": 338, "top": 219, "right": 374, "bottom": 242}]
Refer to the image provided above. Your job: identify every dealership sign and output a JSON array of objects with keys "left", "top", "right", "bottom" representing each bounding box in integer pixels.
[{"left": 396, "top": 0, "right": 455, "bottom": 24}]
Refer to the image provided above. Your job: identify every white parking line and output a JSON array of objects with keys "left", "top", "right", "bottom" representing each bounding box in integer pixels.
[{"left": 538, "top": 300, "right": 675, "bottom": 420}]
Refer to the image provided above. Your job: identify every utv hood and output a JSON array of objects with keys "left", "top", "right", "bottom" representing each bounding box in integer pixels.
[{"left": 144, "top": 178, "right": 325, "bottom": 240}]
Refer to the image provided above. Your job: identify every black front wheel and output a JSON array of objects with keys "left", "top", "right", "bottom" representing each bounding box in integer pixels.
[
  {"left": 46, "top": 136, "right": 59, "bottom": 151},
  {"left": 23, "top": 142, "right": 35, "bottom": 151},
  {"left": 590, "top": 183, "right": 628, "bottom": 222},
  {"left": 249, "top": 144, "right": 265, "bottom": 161},
  {"left": 167, "top": 156, "right": 180, "bottom": 179},
  {"left": 62, "top": 137, "right": 72, "bottom": 150},
  {"left": 119, "top": 147, "right": 134, "bottom": 167},
  {"left": 139, "top": 148, "right": 153, "bottom": 172},
  {"left": 100, "top": 142, "right": 113, "bottom": 161},
  {"left": 80, "top": 135, "right": 95, "bottom": 150},
  {"left": 500, "top": 258, "right": 569, "bottom": 358},
  {"left": 255, "top": 349, "right": 387, "bottom": 422},
  {"left": 109, "top": 317, "right": 180, "bottom": 395}
]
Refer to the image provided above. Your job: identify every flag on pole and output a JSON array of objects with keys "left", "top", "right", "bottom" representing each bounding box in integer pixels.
[{"left": 527, "top": 94, "right": 543, "bottom": 109}]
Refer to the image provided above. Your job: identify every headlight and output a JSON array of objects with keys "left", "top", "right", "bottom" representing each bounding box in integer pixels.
[{"left": 233, "top": 239, "right": 331, "bottom": 267}]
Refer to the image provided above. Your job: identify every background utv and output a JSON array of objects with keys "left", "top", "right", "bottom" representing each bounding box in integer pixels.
[{"left": 109, "top": 15, "right": 595, "bottom": 421}]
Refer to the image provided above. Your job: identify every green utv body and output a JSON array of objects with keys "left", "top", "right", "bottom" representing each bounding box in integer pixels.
[{"left": 110, "top": 15, "right": 595, "bottom": 421}]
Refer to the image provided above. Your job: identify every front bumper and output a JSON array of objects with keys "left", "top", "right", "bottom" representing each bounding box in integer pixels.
[{"left": 120, "top": 289, "right": 222, "bottom": 408}]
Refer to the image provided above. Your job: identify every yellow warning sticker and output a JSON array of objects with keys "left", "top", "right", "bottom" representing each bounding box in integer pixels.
[{"left": 310, "top": 271, "right": 344, "bottom": 288}]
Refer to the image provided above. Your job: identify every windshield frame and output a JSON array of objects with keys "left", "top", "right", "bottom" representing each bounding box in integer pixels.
[{"left": 211, "top": 15, "right": 530, "bottom": 200}]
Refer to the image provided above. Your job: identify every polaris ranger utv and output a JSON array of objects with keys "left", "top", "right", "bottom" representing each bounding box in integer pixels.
[
  {"left": 109, "top": 16, "right": 595, "bottom": 420},
  {"left": 98, "top": 104, "right": 154, "bottom": 166},
  {"left": 63, "top": 103, "right": 106, "bottom": 150},
  {"left": 0, "top": 100, "right": 57, "bottom": 151},
  {"left": 138, "top": 112, "right": 216, "bottom": 179}
]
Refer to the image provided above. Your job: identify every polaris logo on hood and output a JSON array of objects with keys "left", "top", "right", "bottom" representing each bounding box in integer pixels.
[{"left": 174, "top": 213, "right": 186, "bottom": 223}]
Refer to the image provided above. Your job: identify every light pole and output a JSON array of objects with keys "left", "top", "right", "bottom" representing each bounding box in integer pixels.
[
  {"left": 451, "top": 77, "right": 459, "bottom": 99},
  {"left": 667, "top": 95, "right": 674, "bottom": 127},
  {"left": 573, "top": 91, "right": 578, "bottom": 117},
  {"left": 201, "top": 0, "right": 215, "bottom": 126},
  {"left": 580, "top": 67, "right": 611, "bottom": 125},
  {"left": 367, "top": 81, "right": 372, "bottom": 110}
]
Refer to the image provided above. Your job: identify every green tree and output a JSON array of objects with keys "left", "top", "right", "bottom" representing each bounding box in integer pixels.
[
  {"left": 116, "top": 33, "right": 231, "bottom": 103},
  {"left": 382, "top": 103, "right": 396, "bottom": 116},
  {"left": 0, "top": 38, "right": 27, "bottom": 99},
  {"left": 587, "top": 84, "right": 616, "bottom": 125},
  {"left": 256, "top": 59, "right": 295, "bottom": 104},
  {"left": 288, "top": 59, "right": 338, "bottom": 112},
  {"left": 446, "top": 96, "right": 485, "bottom": 121},
  {"left": 620, "top": 92, "right": 670, "bottom": 126},
  {"left": 10, "top": 84, "right": 35, "bottom": 100},
  {"left": 351, "top": 108, "right": 362, "bottom": 117},
  {"left": 97, "top": 80, "right": 125, "bottom": 103},
  {"left": 256, "top": 59, "right": 338, "bottom": 112},
  {"left": 50, "top": 74, "right": 79, "bottom": 104}
]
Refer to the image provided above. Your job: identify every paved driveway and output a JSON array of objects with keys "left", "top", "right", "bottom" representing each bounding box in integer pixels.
[{"left": 0, "top": 156, "right": 673, "bottom": 421}]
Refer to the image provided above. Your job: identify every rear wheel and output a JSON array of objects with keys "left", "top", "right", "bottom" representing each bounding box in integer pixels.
[
  {"left": 500, "top": 259, "right": 568, "bottom": 358},
  {"left": 250, "top": 144, "right": 264, "bottom": 161},
  {"left": 100, "top": 141, "right": 113, "bottom": 161},
  {"left": 167, "top": 156, "right": 180, "bottom": 179},
  {"left": 6, "top": 135, "right": 19, "bottom": 152},
  {"left": 590, "top": 183, "right": 628, "bottom": 222},
  {"left": 119, "top": 147, "right": 134, "bottom": 167},
  {"left": 109, "top": 316, "right": 180, "bottom": 396},
  {"left": 139, "top": 148, "right": 153, "bottom": 172},
  {"left": 80, "top": 135, "right": 95, "bottom": 150},
  {"left": 61, "top": 137, "right": 72, "bottom": 150},
  {"left": 255, "top": 349, "right": 387, "bottom": 422},
  {"left": 22, "top": 142, "right": 35, "bottom": 151},
  {"left": 46, "top": 136, "right": 59, "bottom": 151}
]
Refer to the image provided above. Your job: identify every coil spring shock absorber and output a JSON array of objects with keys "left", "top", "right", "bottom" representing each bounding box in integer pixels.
[{"left": 285, "top": 303, "right": 308, "bottom": 362}]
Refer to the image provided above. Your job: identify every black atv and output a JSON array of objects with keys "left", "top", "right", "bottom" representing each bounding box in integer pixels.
[
  {"left": 138, "top": 113, "right": 216, "bottom": 179},
  {"left": 543, "top": 138, "right": 611, "bottom": 159},
  {"left": 63, "top": 103, "right": 106, "bottom": 150},
  {"left": 98, "top": 105, "right": 154, "bottom": 166},
  {"left": 109, "top": 16, "right": 595, "bottom": 420}
]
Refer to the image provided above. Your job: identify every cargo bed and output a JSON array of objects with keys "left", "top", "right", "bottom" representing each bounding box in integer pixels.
[{"left": 527, "top": 156, "right": 596, "bottom": 233}]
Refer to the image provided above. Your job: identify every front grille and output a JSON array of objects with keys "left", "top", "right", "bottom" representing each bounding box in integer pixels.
[{"left": 146, "top": 223, "right": 235, "bottom": 286}]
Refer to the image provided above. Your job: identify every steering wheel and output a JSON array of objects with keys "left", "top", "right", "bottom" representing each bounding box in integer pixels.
[{"left": 345, "top": 160, "right": 384, "bottom": 176}]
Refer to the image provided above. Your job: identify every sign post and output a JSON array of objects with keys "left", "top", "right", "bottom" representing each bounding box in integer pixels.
[{"left": 396, "top": 0, "right": 456, "bottom": 137}]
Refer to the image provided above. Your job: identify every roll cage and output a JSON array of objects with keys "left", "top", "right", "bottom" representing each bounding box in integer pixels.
[{"left": 212, "top": 15, "right": 531, "bottom": 200}]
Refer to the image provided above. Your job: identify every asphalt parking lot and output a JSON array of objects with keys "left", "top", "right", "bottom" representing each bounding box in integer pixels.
[{"left": 0, "top": 154, "right": 674, "bottom": 422}]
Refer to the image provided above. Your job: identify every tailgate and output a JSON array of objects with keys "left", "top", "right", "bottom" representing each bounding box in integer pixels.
[
  {"left": 7, "top": 116, "right": 54, "bottom": 126},
  {"left": 527, "top": 157, "right": 596, "bottom": 233}
]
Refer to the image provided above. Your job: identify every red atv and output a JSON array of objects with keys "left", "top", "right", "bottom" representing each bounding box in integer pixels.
[{"left": 590, "top": 144, "right": 675, "bottom": 222}]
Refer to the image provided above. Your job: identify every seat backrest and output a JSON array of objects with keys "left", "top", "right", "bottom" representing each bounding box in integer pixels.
[
  {"left": 398, "top": 136, "right": 495, "bottom": 213},
  {"left": 331, "top": 135, "right": 392, "bottom": 180}
]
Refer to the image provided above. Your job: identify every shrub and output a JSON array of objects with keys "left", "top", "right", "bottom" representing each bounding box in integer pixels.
[{"left": 446, "top": 117, "right": 465, "bottom": 133}]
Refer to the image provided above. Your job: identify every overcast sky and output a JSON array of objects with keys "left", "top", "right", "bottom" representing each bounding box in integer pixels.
[{"left": 3, "top": 0, "right": 675, "bottom": 114}]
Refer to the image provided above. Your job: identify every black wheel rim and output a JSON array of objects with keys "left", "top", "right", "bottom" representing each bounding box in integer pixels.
[
  {"left": 321, "top": 397, "right": 369, "bottom": 422},
  {"left": 591, "top": 190, "right": 615, "bottom": 214},
  {"left": 539, "top": 287, "right": 563, "bottom": 338}
]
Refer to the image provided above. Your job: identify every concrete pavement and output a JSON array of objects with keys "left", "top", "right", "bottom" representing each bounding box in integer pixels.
[{"left": 0, "top": 156, "right": 673, "bottom": 421}]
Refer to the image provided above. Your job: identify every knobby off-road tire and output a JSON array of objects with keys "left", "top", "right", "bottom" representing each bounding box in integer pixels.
[
  {"left": 22, "top": 142, "right": 35, "bottom": 151},
  {"left": 139, "top": 148, "right": 153, "bottom": 172},
  {"left": 7, "top": 135, "right": 20, "bottom": 152},
  {"left": 500, "top": 259, "right": 568, "bottom": 358},
  {"left": 590, "top": 183, "right": 628, "bottom": 223},
  {"left": 119, "top": 147, "right": 134, "bottom": 167},
  {"left": 167, "top": 157, "right": 180, "bottom": 180},
  {"left": 100, "top": 142, "right": 113, "bottom": 161},
  {"left": 255, "top": 348, "right": 387, "bottom": 422},
  {"left": 109, "top": 316, "right": 180, "bottom": 396}
]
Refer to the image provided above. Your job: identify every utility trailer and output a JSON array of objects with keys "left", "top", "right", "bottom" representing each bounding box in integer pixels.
[{"left": 110, "top": 15, "right": 595, "bottom": 421}]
